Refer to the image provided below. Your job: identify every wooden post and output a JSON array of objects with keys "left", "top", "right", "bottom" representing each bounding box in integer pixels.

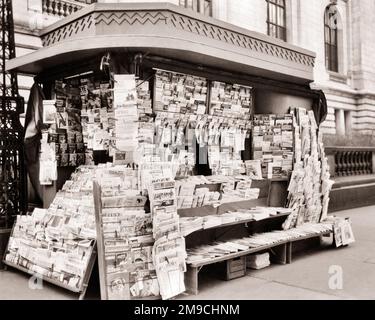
[
  {"left": 185, "top": 266, "right": 200, "bottom": 295},
  {"left": 286, "top": 242, "right": 292, "bottom": 264},
  {"left": 270, "top": 243, "right": 288, "bottom": 265},
  {"left": 78, "top": 242, "right": 97, "bottom": 300},
  {"left": 93, "top": 181, "right": 108, "bottom": 300}
]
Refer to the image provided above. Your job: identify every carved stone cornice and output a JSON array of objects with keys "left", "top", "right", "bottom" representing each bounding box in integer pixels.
[{"left": 7, "top": 2, "right": 315, "bottom": 83}]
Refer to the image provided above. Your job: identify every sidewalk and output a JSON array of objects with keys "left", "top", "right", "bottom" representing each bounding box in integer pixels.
[{"left": 1, "top": 206, "right": 374, "bottom": 300}]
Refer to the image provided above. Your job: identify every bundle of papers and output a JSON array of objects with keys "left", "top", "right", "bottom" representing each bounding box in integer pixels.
[
  {"left": 247, "top": 253, "right": 270, "bottom": 270},
  {"left": 220, "top": 188, "right": 260, "bottom": 204},
  {"left": 175, "top": 175, "right": 260, "bottom": 209}
]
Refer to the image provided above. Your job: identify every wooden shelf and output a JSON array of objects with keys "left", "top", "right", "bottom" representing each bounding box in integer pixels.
[
  {"left": 134, "top": 295, "right": 161, "bottom": 301},
  {"left": 178, "top": 198, "right": 269, "bottom": 217},
  {"left": 4, "top": 260, "right": 82, "bottom": 293},
  {"left": 184, "top": 212, "right": 291, "bottom": 236},
  {"left": 188, "top": 243, "right": 281, "bottom": 268},
  {"left": 270, "top": 177, "right": 290, "bottom": 182},
  {"left": 187, "top": 230, "right": 332, "bottom": 268},
  {"left": 203, "top": 212, "right": 291, "bottom": 231},
  {"left": 3, "top": 242, "right": 97, "bottom": 300}
]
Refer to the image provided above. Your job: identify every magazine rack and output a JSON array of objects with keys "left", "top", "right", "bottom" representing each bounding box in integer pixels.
[
  {"left": 93, "top": 182, "right": 160, "bottom": 301},
  {"left": 3, "top": 225, "right": 97, "bottom": 300}
]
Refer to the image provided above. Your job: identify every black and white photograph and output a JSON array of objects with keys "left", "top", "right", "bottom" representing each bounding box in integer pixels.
[{"left": 0, "top": 0, "right": 375, "bottom": 311}]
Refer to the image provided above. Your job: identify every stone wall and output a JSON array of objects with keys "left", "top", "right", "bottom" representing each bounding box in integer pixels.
[
  {"left": 222, "top": 0, "right": 375, "bottom": 142},
  {"left": 12, "top": 0, "right": 60, "bottom": 110}
]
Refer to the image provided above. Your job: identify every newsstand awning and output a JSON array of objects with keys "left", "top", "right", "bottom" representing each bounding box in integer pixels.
[{"left": 7, "top": 2, "right": 316, "bottom": 85}]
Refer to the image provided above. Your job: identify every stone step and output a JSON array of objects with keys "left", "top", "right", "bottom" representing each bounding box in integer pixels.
[{"left": 329, "top": 180, "right": 375, "bottom": 213}]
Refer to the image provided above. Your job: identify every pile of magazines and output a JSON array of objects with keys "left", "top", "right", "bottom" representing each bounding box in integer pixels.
[
  {"left": 186, "top": 222, "right": 333, "bottom": 264},
  {"left": 180, "top": 207, "right": 293, "bottom": 236},
  {"left": 6, "top": 166, "right": 97, "bottom": 290}
]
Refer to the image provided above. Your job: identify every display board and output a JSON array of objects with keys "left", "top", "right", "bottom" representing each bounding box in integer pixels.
[
  {"left": 209, "top": 81, "right": 253, "bottom": 119},
  {"left": 154, "top": 69, "right": 208, "bottom": 115},
  {"left": 153, "top": 69, "right": 254, "bottom": 177}
]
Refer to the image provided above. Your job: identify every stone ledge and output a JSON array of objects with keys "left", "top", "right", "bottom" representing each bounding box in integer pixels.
[
  {"left": 329, "top": 183, "right": 375, "bottom": 213},
  {"left": 333, "top": 174, "right": 375, "bottom": 189}
]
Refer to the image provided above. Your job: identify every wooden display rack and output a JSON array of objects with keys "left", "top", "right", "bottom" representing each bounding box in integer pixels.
[
  {"left": 178, "top": 177, "right": 335, "bottom": 296},
  {"left": 93, "top": 182, "right": 160, "bottom": 301},
  {"left": 4, "top": 251, "right": 96, "bottom": 300},
  {"left": 3, "top": 224, "right": 97, "bottom": 300},
  {"left": 184, "top": 226, "right": 333, "bottom": 295}
]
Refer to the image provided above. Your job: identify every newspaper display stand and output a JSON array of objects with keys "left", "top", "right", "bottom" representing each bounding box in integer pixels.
[{"left": 3, "top": 3, "right": 353, "bottom": 300}]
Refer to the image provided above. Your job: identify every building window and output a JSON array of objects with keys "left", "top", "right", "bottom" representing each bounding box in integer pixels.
[
  {"left": 324, "top": 5, "right": 339, "bottom": 72},
  {"left": 266, "top": 0, "right": 286, "bottom": 41},
  {"left": 179, "top": 0, "right": 213, "bottom": 17}
]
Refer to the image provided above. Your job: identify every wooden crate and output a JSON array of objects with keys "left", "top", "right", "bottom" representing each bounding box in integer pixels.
[{"left": 218, "top": 256, "right": 247, "bottom": 281}]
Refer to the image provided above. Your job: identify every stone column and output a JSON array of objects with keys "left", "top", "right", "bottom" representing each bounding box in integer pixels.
[
  {"left": 345, "top": 110, "right": 353, "bottom": 135},
  {"left": 335, "top": 109, "right": 346, "bottom": 136},
  {"left": 212, "top": 0, "right": 227, "bottom": 21}
]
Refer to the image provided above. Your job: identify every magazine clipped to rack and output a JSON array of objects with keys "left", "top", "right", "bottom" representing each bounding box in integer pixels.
[{"left": 149, "top": 177, "right": 187, "bottom": 300}]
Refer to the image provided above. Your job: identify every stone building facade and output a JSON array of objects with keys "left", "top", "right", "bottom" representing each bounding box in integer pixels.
[{"left": 11, "top": 0, "right": 375, "bottom": 142}]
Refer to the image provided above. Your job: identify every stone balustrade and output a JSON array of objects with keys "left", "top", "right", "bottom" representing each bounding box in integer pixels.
[
  {"left": 325, "top": 147, "right": 375, "bottom": 178},
  {"left": 42, "top": 0, "right": 93, "bottom": 17}
]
